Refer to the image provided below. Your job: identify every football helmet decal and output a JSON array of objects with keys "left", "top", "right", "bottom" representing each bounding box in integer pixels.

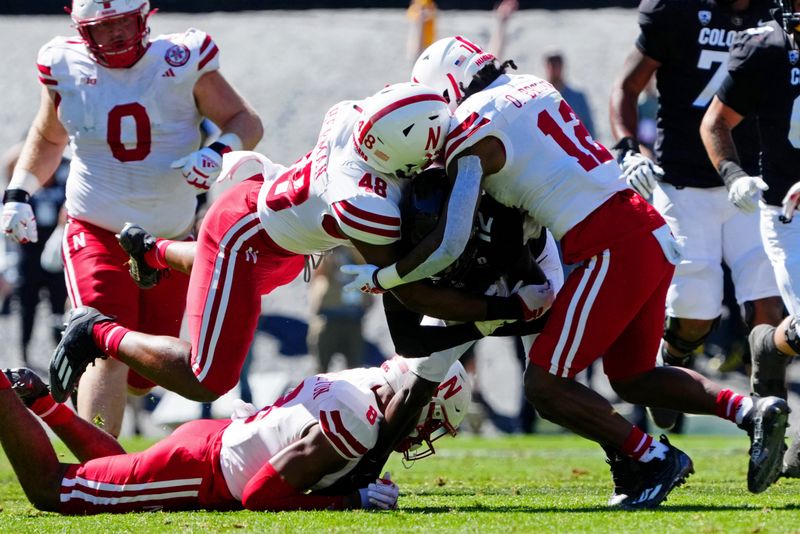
[
  {"left": 395, "top": 360, "right": 472, "bottom": 461},
  {"left": 70, "top": 0, "right": 152, "bottom": 68},
  {"left": 353, "top": 82, "right": 451, "bottom": 179},
  {"left": 411, "top": 36, "right": 498, "bottom": 112}
]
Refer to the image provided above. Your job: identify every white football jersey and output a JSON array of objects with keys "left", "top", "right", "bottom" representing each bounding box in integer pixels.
[
  {"left": 37, "top": 28, "right": 221, "bottom": 238},
  {"left": 254, "top": 100, "right": 407, "bottom": 254},
  {"left": 445, "top": 74, "right": 627, "bottom": 240},
  {"left": 218, "top": 359, "right": 411, "bottom": 499}
]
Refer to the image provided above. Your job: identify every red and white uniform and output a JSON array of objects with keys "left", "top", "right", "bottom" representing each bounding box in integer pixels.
[
  {"left": 39, "top": 29, "right": 220, "bottom": 387},
  {"left": 188, "top": 101, "right": 407, "bottom": 395},
  {"left": 58, "top": 364, "right": 403, "bottom": 514},
  {"left": 446, "top": 73, "right": 672, "bottom": 380}
]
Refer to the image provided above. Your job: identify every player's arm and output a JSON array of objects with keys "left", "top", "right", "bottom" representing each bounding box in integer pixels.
[
  {"left": 700, "top": 96, "right": 745, "bottom": 181},
  {"left": 2, "top": 87, "right": 68, "bottom": 243},
  {"left": 193, "top": 70, "right": 263, "bottom": 151},
  {"left": 609, "top": 48, "right": 663, "bottom": 198},
  {"left": 242, "top": 425, "right": 373, "bottom": 511}
]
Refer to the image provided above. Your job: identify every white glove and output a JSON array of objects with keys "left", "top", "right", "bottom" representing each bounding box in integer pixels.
[
  {"left": 728, "top": 175, "right": 768, "bottom": 213},
  {"left": 358, "top": 472, "right": 399, "bottom": 510},
  {"left": 171, "top": 146, "right": 225, "bottom": 192},
  {"left": 781, "top": 181, "right": 800, "bottom": 223},
  {"left": 1, "top": 200, "right": 38, "bottom": 244},
  {"left": 340, "top": 264, "right": 385, "bottom": 294},
  {"left": 651, "top": 224, "right": 683, "bottom": 266},
  {"left": 620, "top": 151, "right": 664, "bottom": 199},
  {"left": 514, "top": 281, "right": 555, "bottom": 321},
  {"left": 40, "top": 224, "right": 64, "bottom": 273}
]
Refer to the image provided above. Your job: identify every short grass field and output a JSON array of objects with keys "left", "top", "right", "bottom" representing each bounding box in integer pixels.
[{"left": 1, "top": 434, "right": 799, "bottom": 533}]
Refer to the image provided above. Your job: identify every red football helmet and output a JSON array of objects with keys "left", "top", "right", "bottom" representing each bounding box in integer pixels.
[{"left": 70, "top": 0, "right": 152, "bottom": 68}]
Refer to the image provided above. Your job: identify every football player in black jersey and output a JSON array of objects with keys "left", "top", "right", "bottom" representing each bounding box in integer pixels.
[
  {"left": 701, "top": 0, "right": 800, "bottom": 476},
  {"left": 610, "top": 0, "right": 784, "bottom": 430}
]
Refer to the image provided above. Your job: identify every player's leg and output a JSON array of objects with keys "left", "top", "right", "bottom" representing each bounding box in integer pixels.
[{"left": 0, "top": 372, "right": 67, "bottom": 511}]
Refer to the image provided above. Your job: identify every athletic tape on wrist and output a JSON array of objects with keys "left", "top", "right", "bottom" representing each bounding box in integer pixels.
[
  {"left": 376, "top": 263, "right": 403, "bottom": 290},
  {"left": 7, "top": 169, "right": 42, "bottom": 197}
]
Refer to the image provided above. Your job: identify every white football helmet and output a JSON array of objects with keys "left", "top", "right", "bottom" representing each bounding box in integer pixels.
[
  {"left": 411, "top": 36, "right": 497, "bottom": 112},
  {"left": 352, "top": 82, "right": 451, "bottom": 179},
  {"left": 395, "top": 360, "right": 472, "bottom": 461},
  {"left": 70, "top": 0, "right": 152, "bottom": 68}
]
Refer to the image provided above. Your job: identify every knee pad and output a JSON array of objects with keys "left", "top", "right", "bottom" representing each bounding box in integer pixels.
[
  {"left": 786, "top": 318, "right": 800, "bottom": 355},
  {"left": 662, "top": 315, "right": 720, "bottom": 357}
]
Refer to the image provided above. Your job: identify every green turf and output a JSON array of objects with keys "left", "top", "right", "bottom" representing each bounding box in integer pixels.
[{"left": 1, "top": 434, "right": 799, "bottom": 533}]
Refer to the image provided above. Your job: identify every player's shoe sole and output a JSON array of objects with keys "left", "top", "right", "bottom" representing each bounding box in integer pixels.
[
  {"left": 49, "top": 307, "right": 112, "bottom": 403},
  {"left": 742, "top": 396, "right": 790, "bottom": 493},
  {"left": 617, "top": 435, "right": 694, "bottom": 510},
  {"left": 117, "top": 222, "right": 161, "bottom": 290}
]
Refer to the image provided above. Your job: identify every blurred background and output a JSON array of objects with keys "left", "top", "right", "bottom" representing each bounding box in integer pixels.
[{"left": 0, "top": 2, "right": 781, "bottom": 438}]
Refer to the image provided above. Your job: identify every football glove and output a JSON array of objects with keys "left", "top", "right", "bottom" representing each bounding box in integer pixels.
[
  {"left": 171, "top": 142, "right": 231, "bottom": 192},
  {"left": 620, "top": 151, "right": 664, "bottom": 199},
  {"left": 728, "top": 175, "right": 768, "bottom": 213},
  {"left": 1, "top": 189, "right": 37, "bottom": 244},
  {"left": 358, "top": 472, "right": 399, "bottom": 510},
  {"left": 514, "top": 280, "right": 555, "bottom": 322},
  {"left": 781, "top": 181, "right": 800, "bottom": 223},
  {"left": 341, "top": 264, "right": 385, "bottom": 294}
]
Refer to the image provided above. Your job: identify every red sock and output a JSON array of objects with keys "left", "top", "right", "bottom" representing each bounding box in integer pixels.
[
  {"left": 621, "top": 425, "right": 654, "bottom": 461},
  {"left": 144, "top": 238, "right": 173, "bottom": 269},
  {"left": 715, "top": 388, "right": 748, "bottom": 423},
  {"left": 92, "top": 321, "right": 131, "bottom": 359},
  {"left": 30, "top": 394, "right": 75, "bottom": 427},
  {"left": 0, "top": 372, "right": 10, "bottom": 390}
]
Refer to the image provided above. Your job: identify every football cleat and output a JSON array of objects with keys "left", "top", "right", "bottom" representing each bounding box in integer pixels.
[
  {"left": 3, "top": 367, "right": 49, "bottom": 407},
  {"left": 782, "top": 428, "right": 800, "bottom": 478},
  {"left": 605, "top": 449, "right": 643, "bottom": 507},
  {"left": 117, "top": 222, "right": 161, "bottom": 289},
  {"left": 738, "top": 395, "right": 790, "bottom": 493},
  {"left": 617, "top": 435, "right": 694, "bottom": 510},
  {"left": 49, "top": 307, "right": 113, "bottom": 403}
]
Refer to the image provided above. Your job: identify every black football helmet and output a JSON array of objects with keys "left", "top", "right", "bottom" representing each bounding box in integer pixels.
[
  {"left": 401, "top": 167, "right": 450, "bottom": 248},
  {"left": 779, "top": 0, "right": 800, "bottom": 34}
]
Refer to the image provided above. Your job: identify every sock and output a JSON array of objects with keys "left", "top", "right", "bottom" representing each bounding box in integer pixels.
[
  {"left": 92, "top": 321, "right": 131, "bottom": 359},
  {"left": 621, "top": 425, "right": 668, "bottom": 462},
  {"left": 30, "top": 394, "right": 75, "bottom": 427},
  {"left": 144, "top": 238, "right": 173, "bottom": 269},
  {"left": 715, "top": 388, "right": 753, "bottom": 424},
  {"left": 0, "top": 371, "right": 10, "bottom": 390}
]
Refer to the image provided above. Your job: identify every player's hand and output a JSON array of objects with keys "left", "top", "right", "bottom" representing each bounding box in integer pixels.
[
  {"left": 514, "top": 280, "right": 554, "bottom": 321},
  {"left": 728, "top": 175, "right": 768, "bottom": 213},
  {"left": 341, "top": 264, "right": 385, "bottom": 294},
  {"left": 1, "top": 190, "right": 38, "bottom": 244},
  {"left": 358, "top": 472, "right": 399, "bottom": 510},
  {"left": 781, "top": 181, "right": 800, "bottom": 223},
  {"left": 619, "top": 152, "right": 663, "bottom": 199},
  {"left": 171, "top": 143, "right": 230, "bottom": 192}
]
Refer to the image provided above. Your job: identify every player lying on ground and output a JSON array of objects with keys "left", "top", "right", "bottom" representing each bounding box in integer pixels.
[
  {"left": 48, "top": 82, "right": 551, "bottom": 407},
  {"left": 341, "top": 35, "right": 790, "bottom": 507},
  {"left": 0, "top": 359, "right": 469, "bottom": 514}
]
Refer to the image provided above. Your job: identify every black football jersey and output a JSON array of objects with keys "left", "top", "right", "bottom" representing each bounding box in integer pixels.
[
  {"left": 718, "top": 20, "right": 800, "bottom": 206},
  {"left": 637, "top": 0, "right": 770, "bottom": 187}
]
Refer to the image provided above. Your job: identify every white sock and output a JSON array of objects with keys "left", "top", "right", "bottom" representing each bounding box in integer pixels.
[
  {"left": 735, "top": 396, "right": 754, "bottom": 425},
  {"left": 639, "top": 439, "right": 669, "bottom": 463}
]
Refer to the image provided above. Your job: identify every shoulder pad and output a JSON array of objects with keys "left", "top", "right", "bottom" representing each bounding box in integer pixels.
[
  {"left": 317, "top": 381, "right": 378, "bottom": 460},
  {"left": 160, "top": 28, "right": 220, "bottom": 73},
  {"left": 729, "top": 24, "right": 778, "bottom": 73},
  {"left": 37, "top": 36, "right": 84, "bottom": 86},
  {"left": 444, "top": 108, "right": 496, "bottom": 167},
  {"left": 330, "top": 191, "right": 402, "bottom": 246}
]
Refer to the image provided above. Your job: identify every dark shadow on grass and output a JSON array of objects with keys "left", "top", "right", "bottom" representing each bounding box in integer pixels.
[{"left": 403, "top": 503, "right": 800, "bottom": 514}]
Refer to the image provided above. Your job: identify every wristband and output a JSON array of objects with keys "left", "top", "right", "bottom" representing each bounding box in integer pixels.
[
  {"left": 8, "top": 169, "right": 42, "bottom": 197},
  {"left": 718, "top": 160, "right": 747, "bottom": 189},
  {"left": 376, "top": 263, "right": 403, "bottom": 290},
  {"left": 611, "top": 136, "right": 640, "bottom": 164},
  {"left": 485, "top": 296, "right": 523, "bottom": 321},
  {"left": 217, "top": 132, "right": 244, "bottom": 152},
  {"left": 208, "top": 142, "right": 233, "bottom": 156},
  {"left": 2, "top": 188, "right": 31, "bottom": 204}
]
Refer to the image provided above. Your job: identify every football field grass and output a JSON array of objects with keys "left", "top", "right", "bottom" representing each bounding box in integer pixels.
[{"left": 1, "top": 434, "right": 799, "bottom": 533}]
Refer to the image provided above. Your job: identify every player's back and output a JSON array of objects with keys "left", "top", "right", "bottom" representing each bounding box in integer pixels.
[
  {"left": 38, "top": 29, "right": 221, "bottom": 237},
  {"left": 218, "top": 367, "right": 386, "bottom": 499},
  {"left": 446, "top": 73, "right": 625, "bottom": 240},
  {"left": 255, "top": 101, "right": 407, "bottom": 255}
]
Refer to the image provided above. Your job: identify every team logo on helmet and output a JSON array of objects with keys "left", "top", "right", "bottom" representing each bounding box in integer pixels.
[
  {"left": 165, "top": 44, "right": 191, "bottom": 67},
  {"left": 698, "top": 10, "right": 712, "bottom": 26}
]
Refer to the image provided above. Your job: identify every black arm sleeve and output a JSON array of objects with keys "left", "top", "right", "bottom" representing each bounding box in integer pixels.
[{"left": 385, "top": 307, "right": 483, "bottom": 357}]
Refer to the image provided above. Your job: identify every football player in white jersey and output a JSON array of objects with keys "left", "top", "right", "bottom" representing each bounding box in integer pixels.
[
  {"left": 49, "top": 82, "right": 549, "bottom": 409},
  {"left": 341, "top": 36, "right": 790, "bottom": 507},
  {"left": 1, "top": 0, "right": 263, "bottom": 436},
  {"left": 0, "top": 359, "right": 469, "bottom": 514}
]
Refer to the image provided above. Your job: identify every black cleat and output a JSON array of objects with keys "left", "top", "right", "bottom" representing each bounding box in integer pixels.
[
  {"left": 617, "top": 435, "right": 694, "bottom": 510},
  {"left": 3, "top": 367, "right": 49, "bottom": 407},
  {"left": 606, "top": 449, "right": 643, "bottom": 507},
  {"left": 117, "top": 222, "right": 161, "bottom": 289},
  {"left": 739, "top": 395, "right": 790, "bottom": 493},
  {"left": 49, "top": 307, "right": 113, "bottom": 403}
]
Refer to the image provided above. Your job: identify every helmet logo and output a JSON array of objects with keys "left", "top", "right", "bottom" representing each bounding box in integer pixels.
[
  {"left": 425, "top": 125, "right": 442, "bottom": 150},
  {"left": 435, "top": 375, "right": 463, "bottom": 400},
  {"left": 454, "top": 54, "right": 467, "bottom": 66},
  {"left": 165, "top": 44, "right": 190, "bottom": 67}
]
